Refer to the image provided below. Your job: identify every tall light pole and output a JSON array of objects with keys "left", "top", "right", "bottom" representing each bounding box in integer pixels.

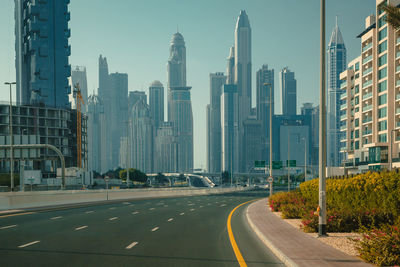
[
  {"left": 125, "top": 121, "right": 131, "bottom": 188},
  {"left": 269, "top": 83, "right": 273, "bottom": 196},
  {"left": 319, "top": 0, "right": 327, "bottom": 237},
  {"left": 287, "top": 129, "right": 290, "bottom": 192},
  {"left": 302, "top": 137, "right": 307, "bottom": 181},
  {"left": 5, "top": 82, "right": 16, "bottom": 191}
]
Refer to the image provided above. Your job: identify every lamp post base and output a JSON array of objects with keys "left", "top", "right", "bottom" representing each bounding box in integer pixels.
[{"left": 318, "top": 224, "right": 328, "bottom": 237}]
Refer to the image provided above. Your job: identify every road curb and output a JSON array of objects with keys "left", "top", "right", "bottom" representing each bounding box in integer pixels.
[{"left": 245, "top": 198, "right": 298, "bottom": 267}]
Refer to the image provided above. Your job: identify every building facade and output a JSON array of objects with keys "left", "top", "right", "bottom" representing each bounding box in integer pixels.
[
  {"left": 327, "top": 19, "right": 347, "bottom": 167},
  {"left": 340, "top": 0, "right": 400, "bottom": 173},
  {"left": 71, "top": 66, "right": 88, "bottom": 112},
  {"left": 280, "top": 67, "right": 297, "bottom": 116},
  {"left": 15, "top": 0, "right": 71, "bottom": 108},
  {"left": 155, "top": 122, "right": 178, "bottom": 173},
  {"left": 149, "top": 81, "right": 164, "bottom": 130}
]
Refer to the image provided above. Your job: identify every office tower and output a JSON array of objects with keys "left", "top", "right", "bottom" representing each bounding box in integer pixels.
[
  {"left": 149, "top": 81, "right": 164, "bottom": 129},
  {"left": 71, "top": 66, "right": 88, "bottom": 112},
  {"left": 169, "top": 86, "right": 193, "bottom": 172},
  {"left": 327, "top": 18, "right": 347, "bottom": 167},
  {"left": 256, "top": 65, "right": 274, "bottom": 162},
  {"left": 129, "top": 91, "right": 147, "bottom": 112},
  {"left": 155, "top": 122, "right": 178, "bottom": 173},
  {"left": 340, "top": 0, "right": 400, "bottom": 173},
  {"left": 87, "top": 95, "right": 106, "bottom": 173},
  {"left": 167, "top": 32, "right": 186, "bottom": 121},
  {"left": 207, "top": 72, "right": 226, "bottom": 173},
  {"left": 98, "top": 55, "right": 109, "bottom": 100},
  {"left": 280, "top": 67, "right": 297, "bottom": 115},
  {"left": 109, "top": 72, "right": 128, "bottom": 168},
  {"left": 221, "top": 84, "right": 239, "bottom": 173},
  {"left": 243, "top": 117, "right": 262, "bottom": 172},
  {"left": 226, "top": 47, "right": 235, "bottom": 84},
  {"left": 131, "top": 99, "right": 154, "bottom": 173},
  {"left": 15, "top": 0, "right": 71, "bottom": 108},
  {"left": 234, "top": 10, "right": 252, "bottom": 128}
]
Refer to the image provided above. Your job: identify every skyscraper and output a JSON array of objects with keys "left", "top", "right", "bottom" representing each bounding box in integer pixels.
[
  {"left": 207, "top": 72, "right": 226, "bottom": 173},
  {"left": 167, "top": 32, "right": 193, "bottom": 172},
  {"left": 98, "top": 55, "right": 109, "bottom": 100},
  {"left": 256, "top": 65, "right": 274, "bottom": 162},
  {"left": 15, "top": 0, "right": 71, "bottom": 108},
  {"left": 71, "top": 66, "right": 88, "bottom": 112},
  {"left": 280, "top": 67, "right": 297, "bottom": 115},
  {"left": 149, "top": 81, "right": 164, "bottom": 130},
  {"left": 129, "top": 91, "right": 147, "bottom": 112},
  {"left": 327, "top": 18, "right": 347, "bottom": 167},
  {"left": 131, "top": 99, "right": 154, "bottom": 173},
  {"left": 155, "top": 122, "right": 178, "bottom": 173},
  {"left": 167, "top": 32, "right": 186, "bottom": 121}
]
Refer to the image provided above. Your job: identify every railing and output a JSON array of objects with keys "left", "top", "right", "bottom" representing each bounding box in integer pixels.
[
  {"left": 340, "top": 81, "right": 347, "bottom": 89},
  {"left": 340, "top": 114, "right": 347, "bottom": 120},
  {"left": 363, "top": 80, "right": 373, "bottom": 88},
  {"left": 363, "top": 117, "right": 372, "bottom": 123},
  {"left": 362, "top": 92, "right": 373, "bottom": 100},
  {"left": 397, "top": 51, "right": 400, "bottom": 59},
  {"left": 362, "top": 105, "right": 372, "bottom": 112},
  {"left": 396, "top": 65, "right": 400, "bottom": 73},
  {"left": 340, "top": 103, "right": 347, "bottom": 110},
  {"left": 396, "top": 94, "right": 400, "bottom": 101},
  {"left": 362, "top": 67, "right": 373, "bottom": 76},
  {"left": 396, "top": 80, "right": 400, "bottom": 87},
  {"left": 397, "top": 37, "right": 400, "bottom": 45},
  {"left": 362, "top": 42, "right": 373, "bottom": 52},
  {"left": 363, "top": 129, "right": 372, "bottom": 135},
  {"left": 396, "top": 108, "right": 400, "bottom": 114},
  {"left": 340, "top": 124, "right": 347, "bottom": 131},
  {"left": 396, "top": 121, "right": 400, "bottom": 128},
  {"left": 363, "top": 55, "right": 373, "bottom": 64},
  {"left": 341, "top": 92, "right": 347, "bottom": 99}
]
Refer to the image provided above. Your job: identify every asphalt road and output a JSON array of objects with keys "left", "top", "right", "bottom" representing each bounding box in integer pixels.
[{"left": 0, "top": 189, "right": 283, "bottom": 267}]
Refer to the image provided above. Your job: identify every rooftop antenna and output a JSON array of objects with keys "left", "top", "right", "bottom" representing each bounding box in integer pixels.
[
  {"left": 336, "top": 15, "right": 338, "bottom": 28},
  {"left": 177, "top": 24, "right": 179, "bottom": 33}
]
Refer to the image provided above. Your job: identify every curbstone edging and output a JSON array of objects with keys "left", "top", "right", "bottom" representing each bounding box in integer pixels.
[{"left": 245, "top": 199, "right": 298, "bottom": 267}]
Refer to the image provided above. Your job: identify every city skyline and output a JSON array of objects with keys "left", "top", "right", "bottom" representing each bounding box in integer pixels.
[{"left": 0, "top": 0, "right": 376, "bottom": 169}]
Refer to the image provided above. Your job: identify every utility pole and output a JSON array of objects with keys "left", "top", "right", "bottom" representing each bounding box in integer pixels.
[
  {"left": 319, "top": 0, "right": 327, "bottom": 237},
  {"left": 5, "top": 82, "right": 16, "bottom": 191}
]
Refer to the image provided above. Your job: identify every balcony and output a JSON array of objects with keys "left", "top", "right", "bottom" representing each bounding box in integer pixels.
[
  {"left": 362, "top": 55, "right": 373, "bottom": 64},
  {"left": 363, "top": 129, "right": 372, "bottom": 136},
  {"left": 397, "top": 37, "right": 400, "bottom": 45},
  {"left": 341, "top": 92, "right": 347, "bottom": 99},
  {"left": 396, "top": 65, "right": 400, "bottom": 73},
  {"left": 396, "top": 94, "right": 400, "bottom": 101},
  {"left": 396, "top": 108, "right": 400, "bottom": 115},
  {"left": 363, "top": 80, "right": 373, "bottom": 88},
  {"left": 396, "top": 80, "right": 400, "bottom": 87},
  {"left": 362, "top": 92, "right": 373, "bottom": 100},
  {"left": 362, "top": 67, "right": 373, "bottom": 76},
  {"left": 340, "top": 114, "right": 347, "bottom": 121},
  {"left": 362, "top": 42, "right": 373, "bottom": 52},
  {"left": 396, "top": 121, "right": 400, "bottom": 128},
  {"left": 340, "top": 124, "right": 347, "bottom": 131},
  {"left": 340, "top": 81, "right": 347, "bottom": 89},
  {"left": 363, "top": 117, "right": 372, "bottom": 124},
  {"left": 362, "top": 104, "right": 372, "bottom": 112},
  {"left": 397, "top": 51, "right": 400, "bottom": 59},
  {"left": 340, "top": 103, "right": 347, "bottom": 110}
]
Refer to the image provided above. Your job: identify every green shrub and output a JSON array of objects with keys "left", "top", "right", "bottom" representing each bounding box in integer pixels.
[
  {"left": 0, "top": 173, "right": 20, "bottom": 186},
  {"left": 355, "top": 225, "right": 400, "bottom": 266}
]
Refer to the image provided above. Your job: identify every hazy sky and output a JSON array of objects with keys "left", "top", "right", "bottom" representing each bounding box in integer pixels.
[{"left": 0, "top": 0, "right": 376, "bottom": 169}]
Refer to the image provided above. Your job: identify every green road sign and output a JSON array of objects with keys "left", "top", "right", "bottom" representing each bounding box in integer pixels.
[
  {"left": 272, "top": 161, "right": 282, "bottom": 169},
  {"left": 254, "top": 160, "right": 266, "bottom": 168},
  {"left": 286, "top": 160, "right": 296, "bottom": 167}
]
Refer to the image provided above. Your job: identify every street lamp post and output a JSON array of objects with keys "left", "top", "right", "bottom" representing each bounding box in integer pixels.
[
  {"left": 269, "top": 83, "right": 273, "bottom": 196},
  {"left": 389, "top": 129, "right": 396, "bottom": 171},
  {"left": 287, "top": 130, "right": 290, "bottom": 192},
  {"left": 125, "top": 121, "right": 131, "bottom": 188},
  {"left": 302, "top": 138, "right": 307, "bottom": 181},
  {"left": 319, "top": 0, "right": 327, "bottom": 237},
  {"left": 5, "top": 82, "right": 16, "bottom": 191}
]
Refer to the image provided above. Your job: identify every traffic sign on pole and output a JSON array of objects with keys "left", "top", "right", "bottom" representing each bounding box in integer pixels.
[{"left": 267, "top": 176, "right": 274, "bottom": 183}]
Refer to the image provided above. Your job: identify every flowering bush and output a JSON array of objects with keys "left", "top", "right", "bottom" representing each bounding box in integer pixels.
[{"left": 355, "top": 225, "right": 400, "bottom": 266}]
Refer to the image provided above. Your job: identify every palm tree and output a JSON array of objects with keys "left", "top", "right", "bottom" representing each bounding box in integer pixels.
[{"left": 381, "top": 4, "right": 400, "bottom": 30}]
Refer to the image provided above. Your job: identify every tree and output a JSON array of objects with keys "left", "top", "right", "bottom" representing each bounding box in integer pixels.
[
  {"left": 178, "top": 173, "right": 186, "bottom": 181},
  {"left": 381, "top": 4, "right": 400, "bottom": 30},
  {"left": 155, "top": 172, "right": 168, "bottom": 184}
]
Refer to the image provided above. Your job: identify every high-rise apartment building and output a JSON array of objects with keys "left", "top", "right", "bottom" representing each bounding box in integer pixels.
[
  {"left": 155, "top": 122, "right": 178, "bottom": 173},
  {"left": 280, "top": 67, "right": 297, "bottom": 116},
  {"left": 256, "top": 65, "right": 274, "bottom": 163},
  {"left": 15, "top": 0, "right": 71, "bottom": 108},
  {"left": 207, "top": 72, "right": 226, "bottom": 173},
  {"left": 71, "top": 66, "right": 88, "bottom": 112},
  {"left": 129, "top": 91, "right": 147, "bottom": 112},
  {"left": 340, "top": 0, "right": 400, "bottom": 173},
  {"left": 149, "top": 81, "right": 164, "bottom": 130},
  {"left": 327, "top": 19, "right": 347, "bottom": 167},
  {"left": 131, "top": 99, "right": 154, "bottom": 173}
]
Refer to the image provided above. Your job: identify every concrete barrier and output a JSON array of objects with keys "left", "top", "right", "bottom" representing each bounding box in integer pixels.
[{"left": 0, "top": 187, "right": 246, "bottom": 211}]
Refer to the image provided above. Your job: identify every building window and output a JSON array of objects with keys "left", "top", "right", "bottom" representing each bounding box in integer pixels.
[
  {"left": 378, "top": 120, "right": 387, "bottom": 131},
  {"left": 378, "top": 27, "right": 387, "bottom": 41},
  {"left": 378, "top": 15, "right": 387, "bottom": 28},
  {"left": 355, "top": 96, "right": 360, "bottom": 105},
  {"left": 355, "top": 62, "right": 360, "bottom": 71},
  {"left": 355, "top": 107, "right": 359, "bottom": 112},
  {"left": 355, "top": 141, "right": 360, "bottom": 149},
  {"left": 355, "top": 118, "right": 359, "bottom": 127},
  {"left": 355, "top": 85, "right": 359, "bottom": 94},
  {"left": 378, "top": 53, "right": 387, "bottom": 66},
  {"left": 378, "top": 40, "right": 387, "bottom": 54},
  {"left": 379, "top": 133, "right": 387, "bottom": 143},
  {"left": 355, "top": 130, "right": 359, "bottom": 138},
  {"left": 378, "top": 94, "right": 387, "bottom": 105},
  {"left": 378, "top": 107, "right": 387, "bottom": 118},
  {"left": 378, "top": 80, "right": 387, "bottom": 92},
  {"left": 378, "top": 67, "right": 387, "bottom": 80},
  {"left": 378, "top": 1, "right": 388, "bottom": 15}
]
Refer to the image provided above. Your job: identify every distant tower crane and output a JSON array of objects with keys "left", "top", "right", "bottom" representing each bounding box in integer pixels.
[{"left": 74, "top": 83, "right": 84, "bottom": 168}]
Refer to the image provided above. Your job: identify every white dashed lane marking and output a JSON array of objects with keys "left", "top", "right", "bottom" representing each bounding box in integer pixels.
[
  {"left": 151, "top": 227, "right": 159, "bottom": 232},
  {"left": 149, "top": 208, "right": 155, "bottom": 210},
  {"left": 85, "top": 211, "right": 94, "bottom": 214},
  {"left": 167, "top": 218, "right": 173, "bottom": 222},
  {"left": 18, "top": 240, "right": 40, "bottom": 248},
  {"left": 180, "top": 212, "right": 185, "bottom": 215},
  {"left": 126, "top": 241, "right": 138, "bottom": 249},
  {"left": 132, "top": 211, "right": 139, "bottom": 215},
  {"left": 75, "top": 225, "right": 88, "bottom": 231},
  {"left": 0, "top": 224, "right": 17, "bottom": 230},
  {"left": 109, "top": 217, "right": 118, "bottom": 221},
  {"left": 190, "top": 209, "right": 195, "bottom": 211},
  {"left": 50, "top": 216, "right": 62, "bottom": 220},
  {"left": 109, "top": 207, "right": 116, "bottom": 210}
]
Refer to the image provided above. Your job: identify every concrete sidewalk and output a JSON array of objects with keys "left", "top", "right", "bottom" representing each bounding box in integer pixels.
[{"left": 246, "top": 198, "right": 372, "bottom": 267}]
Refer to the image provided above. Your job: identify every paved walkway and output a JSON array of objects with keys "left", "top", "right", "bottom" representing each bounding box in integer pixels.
[{"left": 246, "top": 198, "right": 372, "bottom": 267}]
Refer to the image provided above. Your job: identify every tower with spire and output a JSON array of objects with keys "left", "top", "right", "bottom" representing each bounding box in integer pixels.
[{"left": 327, "top": 17, "right": 347, "bottom": 167}]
